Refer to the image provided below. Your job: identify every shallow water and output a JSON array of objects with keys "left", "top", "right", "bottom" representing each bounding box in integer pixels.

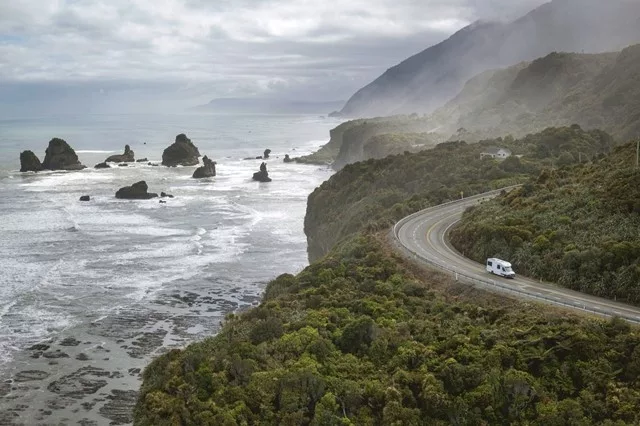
[{"left": 0, "top": 113, "right": 337, "bottom": 424}]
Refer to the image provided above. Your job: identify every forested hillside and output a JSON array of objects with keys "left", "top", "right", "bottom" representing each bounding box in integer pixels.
[
  {"left": 303, "top": 45, "right": 639, "bottom": 171},
  {"left": 451, "top": 140, "right": 640, "bottom": 305},
  {"left": 430, "top": 45, "right": 640, "bottom": 142},
  {"left": 135, "top": 234, "right": 640, "bottom": 425},
  {"left": 305, "top": 126, "right": 614, "bottom": 262},
  {"left": 134, "top": 126, "right": 640, "bottom": 425}
]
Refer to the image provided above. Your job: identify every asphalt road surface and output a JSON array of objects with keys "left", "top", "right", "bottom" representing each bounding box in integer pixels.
[{"left": 393, "top": 189, "right": 640, "bottom": 324}]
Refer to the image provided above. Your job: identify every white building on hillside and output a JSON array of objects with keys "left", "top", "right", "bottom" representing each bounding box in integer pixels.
[{"left": 480, "top": 147, "right": 512, "bottom": 160}]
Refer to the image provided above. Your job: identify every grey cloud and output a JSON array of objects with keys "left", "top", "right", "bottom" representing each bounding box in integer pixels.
[{"left": 0, "top": 0, "right": 550, "bottom": 113}]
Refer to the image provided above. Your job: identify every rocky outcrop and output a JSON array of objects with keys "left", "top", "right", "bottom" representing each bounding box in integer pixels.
[
  {"left": 192, "top": 156, "right": 216, "bottom": 179},
  {"left": 94, "top": 162, "right": 110, "bottom": 169},
  {"left": 42, "top": 138, "right": 86, "bottom": 170},
  {"left": 161, "top": 134, "right": 200, "bottom": 167},
  {"left": 243, "top": 149, "right": 272, "bottom": 160},
  {"left": 252, "top": 162, "right": 272, "bottom": 182},
  {"left": 136, "top": 158, "right": 148, "bottom": 162},
  {"left": 283, "top": 154, "right": 293, "bottom": 163},
  {"left": 79, "top": 195, "right": 90, "bottom": 201},
  {"left": 115, "top": 181, "right": 158, "bottom": 199},
  {"left": 105, "top": 145, "right": 135, "bottom": 163},
  {"left": 160, "top": 192, "right": 174, "bottom": 198},
  {"left": 20, "top": 150, "right": 43, "bottom": 172}
]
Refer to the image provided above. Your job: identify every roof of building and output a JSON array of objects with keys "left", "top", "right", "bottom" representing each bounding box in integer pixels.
[{"left": 481, "top": 146, "right": 512, "bottom": 155}]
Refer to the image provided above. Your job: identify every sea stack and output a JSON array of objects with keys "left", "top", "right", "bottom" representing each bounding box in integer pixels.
[
  {"left": 263, "top": 149, "right": 271, "bottom": 159},
  {"left": 252, "top": 162, "right": 272, "bottom": 182},
  {"left": 192, "top": 155, "right": 216, "bottom": 178},
  {"left": 19, "top": 150, "right": 43, "bottom": 172},
  {"left": 161, "top": 134, "right": 200, "bottom": 167},
  {"left": 105, "top": 145, "right": 135, "bottom": 163},
  {"left": 115, "top": 181, "right": 158, "bottom": 199},
  {"left": 283, "top": 154, "right": 293, "bottom": 163},
  {"left": 42, "top": 138, "right": 86, "bottom": 171}
]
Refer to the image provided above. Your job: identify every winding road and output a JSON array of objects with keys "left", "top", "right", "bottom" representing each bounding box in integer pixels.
[{"left": 392, "top": 189, "right": 640, "bottom": 324}]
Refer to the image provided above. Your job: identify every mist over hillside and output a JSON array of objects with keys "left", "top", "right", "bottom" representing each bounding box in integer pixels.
[
  {"left": 340, "top": 0, "right": 640, "bottom": 118},
  {"left": 430, "top": 44, "right": 640, "bottom": 141}
]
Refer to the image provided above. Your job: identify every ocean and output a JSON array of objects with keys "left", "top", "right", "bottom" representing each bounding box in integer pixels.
[{"left": 0, "top": 113, "right": 338, "bottom": 425}]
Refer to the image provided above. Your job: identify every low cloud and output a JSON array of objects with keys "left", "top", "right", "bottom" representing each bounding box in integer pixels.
[{"left": 0, "top": 0, "right": 548, "bottom": 111}]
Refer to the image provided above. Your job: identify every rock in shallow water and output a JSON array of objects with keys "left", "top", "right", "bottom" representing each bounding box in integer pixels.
[
  {"left": 161, "top": 133, "right": 200, "bottom": 167},
  {"left": 192, "top": 155, "right": 216, "bottom": 178},
  {"left": 115, "top": 181, "right": 158, "bottom": 199},
  {"left": 105, "top": 145, "right": 134, "bottom": 163},
  {"left": 20, "top": 150, "right": 43, "bottom": 172},
  {"left": 252, "top": 162, "right": 272, "bottom": 182},
  {"left": 42, "top": 138, "right": 86, "bottom": 171}
]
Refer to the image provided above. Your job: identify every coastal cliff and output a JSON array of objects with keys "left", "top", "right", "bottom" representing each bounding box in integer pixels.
[
  {"left": 136, "top": 182, "right": 640, "bottom": 426},
  {"left": 304, "top": 126, "right": 614, "bottom": 263},
  {"left": 309, "top": 44, "right": 640, "bottom": 172}
]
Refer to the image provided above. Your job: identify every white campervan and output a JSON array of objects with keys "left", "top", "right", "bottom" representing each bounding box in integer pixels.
[{"left": 486, "top": 258, "right": 515, "bottom": 278}]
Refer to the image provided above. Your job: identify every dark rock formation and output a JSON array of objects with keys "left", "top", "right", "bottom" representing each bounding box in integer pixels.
[
  {"left": 263, "top": 149, "right": 271, "bottom": 159},
  {"left": 79, "top": 195, "right": 90, "bottom": 201},
  {"left": 252, "top": 162, "right": 272, "bottom": 182},
  {"left": 148, "top": 162, "right": 159, "bottom": 166},
  {"left": 115, "top": 181, "right": 158, "bottom": 199},
  {"left": 117, "top": 163, "right": 129, "bottom": 167},
  {"left": 94, "top": 162, "right": 110, "bottom": 169},
  {"left": 283, "top": 154, "right": 294, "bottom": 163},
  {"left": 136, "top": 158, "right": 148, "bottom": 162},
  {"left": 161, "top": 134, "right": 200, "bottom": 167},
  {"left": 192, "top": 155, "right": 216, "bottom": 178},
  {"left": 159, "top": 200, "right": 167, "bottom": 204},
  {"left": 105, "top": 145, "right": 135, "bottom": 163},
  {"left": 20, "top": 150, "right": 43, "bottom": 172},
  {"left": 42, "top": 138, "right": 86, "bottom": 170},
  {"left": 160, "top": 192, "right": 174, "bottom": 198}
]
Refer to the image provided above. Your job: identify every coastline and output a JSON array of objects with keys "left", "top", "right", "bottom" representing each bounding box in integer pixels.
[
  {"left": 0, "top": 113, "right": 339, "bottom": 425},
  {"left": 1, "top": 284, "right": 262, "bottom": 425}
]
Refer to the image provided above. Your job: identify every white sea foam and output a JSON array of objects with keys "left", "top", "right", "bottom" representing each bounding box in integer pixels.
[{"left": 0, "top": 113, "right": 337, "bottom": 373}]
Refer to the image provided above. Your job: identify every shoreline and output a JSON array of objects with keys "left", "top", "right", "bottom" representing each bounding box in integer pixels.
[{"left": 0, "top": 284, "right": 262, "bottom": 425}]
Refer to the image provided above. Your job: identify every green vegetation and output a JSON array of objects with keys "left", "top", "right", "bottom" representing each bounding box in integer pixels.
[
  {"left": 135, "top": 234, "right": 640, "bottom": 425},
  {"left": 294, "top": 115, "right": 441, "bottom": 169},
  {"left": 431, "top": 45, "right": 640, "bottom": 142},
  {"left": 319, "top": 45, "right": 640, "bottom": 173},
  {"left": 295, "top": 119, "right": 367, "bottom": 165},
  {"left": 134, "top": 126, "right": 638, "bottom": 425},
  {"left": 305, "top": 126, "right": 614, "bottom": 262},
  {"left": 451, "top": 140, "right": 640, "bottom": 305}
]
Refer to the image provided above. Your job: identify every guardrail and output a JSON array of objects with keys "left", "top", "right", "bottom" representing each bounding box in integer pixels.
[{"left": 391, "top": 187, "right": 640, "bottom": 325}]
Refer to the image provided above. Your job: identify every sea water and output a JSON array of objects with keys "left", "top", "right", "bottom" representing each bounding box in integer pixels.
[{"left": 0, "top": 112, "right": 337, "bottom": 424}]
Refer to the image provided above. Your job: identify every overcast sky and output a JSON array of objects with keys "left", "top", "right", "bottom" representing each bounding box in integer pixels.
[{"left": 0, "top": 0, "right": 549, "bottom": 112}]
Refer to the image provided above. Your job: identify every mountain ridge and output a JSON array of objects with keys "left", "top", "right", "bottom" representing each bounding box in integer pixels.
[
  {"left": 340, "top": 0, "right": 640, "bottom": 118},
  {"left": 430, "top": 44, "right": 640, "bottom": 141}
]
